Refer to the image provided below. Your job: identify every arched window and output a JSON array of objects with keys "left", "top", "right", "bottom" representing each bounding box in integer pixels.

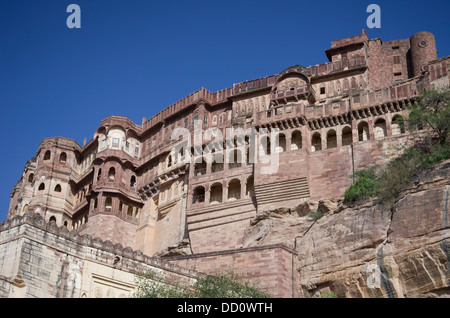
[
  {"left": 327, "top": 130, "right": 337, "bottom": 149},
  {"left": 260, "top": 136, "right": 271, "bottom": 155},
  {"left": 192, "top": 186, "right": 205, "bottom": 204},
  {"left": 97, "top": 169, "right": 102, "bottom": 181},
  {"left": 311, "top": 133, "right": 322, "bottom": 152},
  {"left": 38, "top": 183, "right": 45, "bottom": 191},
  {"left": 127, "top": 205, "right": 134, "bottom": 217},
  {"left": 358, "top": 121, "right": 370, "bottom": 141},
  {"left": 44, "top": 150, "right": 51, "bottom": 161},
  {"left": 105, "top": 197, "right": 112, "bottom": 210},
  {"left": 374, "top": 118, "right": 387, "bottom": 140},
  {"left": 342, "top": 126, "right": 353, "bottom": 146},
  {"left": 351, "top": 77, "right": 357, "bottom": 89},
  {"left": 49, "top": 216, "right": 56, "bottom": 223},
  {"left": 291, "top": 131, "right": 302, "bottom": 150},
  {"left": 210, "top": 183, "right": 223, "bottom": 204},
  {"left": 327, "top": 82, "right": 334, "bottom": 97},
  {"left": 392, "top": 115, "right": 405, "bottom": 136},
  {"left": 59, "top": 152, "right": 67, "bottom": 163},
  {"left": 54, "top": 184, "right": 62, "bottom": 192},
  {"left": 246, "top": 176, "right": 255, "bottom": 199},
  {"left": 195, "top": 158, "right": 207, "bottom": 176},
  {"left": 228, "top": 149, "right": 242, "bottom": 169},
  {"left": 343, "top": 78, "right": 349, "bottom": 91},
  {"left": 130, "top": 176, "right": 136, "bottom": 188},
  {"left": 228, "top": 179, "right": 241, "bottom": 200},
  {"left": 108, "top": 167, "right": 115, "bottom": 181},
  {"left": 28, "top": 173, "right": 34, "bottom": 183},
  {"left": 335, "top": 80, "right": 341, "bottom": 94},
  {"left": 276, "top": 133, "right": 286, "bottom": 153}
]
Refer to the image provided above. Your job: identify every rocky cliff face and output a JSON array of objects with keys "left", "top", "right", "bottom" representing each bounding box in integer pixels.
[{"left": 243, "top": 160, "right": 450, "bottom": 298}]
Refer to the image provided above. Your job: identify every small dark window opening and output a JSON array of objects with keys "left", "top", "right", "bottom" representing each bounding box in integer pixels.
[{"left": 320, "top": 87, "right": 326, "bottom": 95}]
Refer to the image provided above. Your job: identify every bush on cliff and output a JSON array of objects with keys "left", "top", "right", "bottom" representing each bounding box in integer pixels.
[
  {"left": 344, "top": 167, "right": 380, "bottom": 204},
  {"left": 134, "top": 270, "right": 271, "bottom": 298},
  {"left": 344, "top": 87, "right": 450, "bottom": 207}
]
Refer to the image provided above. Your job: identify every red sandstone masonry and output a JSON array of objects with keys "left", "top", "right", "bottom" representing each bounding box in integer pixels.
[{"left": 164, "top": 244, "right": 298, "bottom": 298}]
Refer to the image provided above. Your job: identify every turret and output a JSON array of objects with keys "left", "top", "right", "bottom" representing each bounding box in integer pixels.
[{"left": 410, "top": 32, "right": 438, "bottom": 77}]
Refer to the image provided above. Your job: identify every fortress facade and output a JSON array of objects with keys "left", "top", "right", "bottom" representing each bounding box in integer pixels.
[{"left": 2, "top": 30, "right": 449, "bottom": 298}]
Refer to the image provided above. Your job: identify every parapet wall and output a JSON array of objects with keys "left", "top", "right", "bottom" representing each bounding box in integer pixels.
[
  {"left": 0, "top": 213, "right": 197, "bottom": 298},
  {"left": 164, "top": 244, "right": 298, "bottom": 298}
]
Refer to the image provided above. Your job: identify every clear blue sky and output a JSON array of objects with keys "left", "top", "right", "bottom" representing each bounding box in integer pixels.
[{"left": 1, "top": 0, "right": 449, "bottom": 221}]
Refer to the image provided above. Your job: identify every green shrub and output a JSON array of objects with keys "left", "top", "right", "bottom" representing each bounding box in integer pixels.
[
  {"left": 320, "top": 291, "right": 337, "bottom": 298},
  {"left": 134, "top": 270, "right": 271, "bottom": 298},
  {"left": 344, "top": 166, "right": 380, "bottom": 203},
  {"left": 307, "top": 209, "right": 324, "bottom": 220}
]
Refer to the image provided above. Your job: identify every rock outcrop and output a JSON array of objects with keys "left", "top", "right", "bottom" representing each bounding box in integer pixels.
[{"left": 243, "top": 160, "right": 450, "bottom": 298}]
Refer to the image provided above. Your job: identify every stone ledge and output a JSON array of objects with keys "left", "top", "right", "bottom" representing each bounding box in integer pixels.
[{"left": 0, "top": 212, "right": 198, "bottom": 279}]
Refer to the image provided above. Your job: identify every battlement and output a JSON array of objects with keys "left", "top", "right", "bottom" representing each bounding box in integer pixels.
[{"left": 0, "top": 212, "right": 198, "bottom": 298}]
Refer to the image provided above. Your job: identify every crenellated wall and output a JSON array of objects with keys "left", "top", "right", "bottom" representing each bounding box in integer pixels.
[{"left": 0, "top": 212, "right": 197, "bottom": 298}]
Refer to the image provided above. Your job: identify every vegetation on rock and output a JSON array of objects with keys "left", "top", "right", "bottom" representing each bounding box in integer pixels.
[
  {"left": 134, "top": 270, "right": 271, "bottom": 298},
  {"left": 344, "top": 87, "right": 450, "bottom": 208}
]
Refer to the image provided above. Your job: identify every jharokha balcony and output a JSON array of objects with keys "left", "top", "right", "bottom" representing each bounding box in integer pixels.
[{"left": 271, "top": 84, "right": 316, "bottom": 105}]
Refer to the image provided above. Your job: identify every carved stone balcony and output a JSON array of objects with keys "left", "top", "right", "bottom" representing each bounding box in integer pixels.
[{"left": 271, "top": 85, "right": 316, "bottom": 105}]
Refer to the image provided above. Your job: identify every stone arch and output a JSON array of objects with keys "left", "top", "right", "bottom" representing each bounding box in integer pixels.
[
  {"left": 105, "top": 197, "right": 112, "bottom": 210},
  {"left": 291, "top": 130, "right": 302, "bottom": 150},
  {"left": 38, "top": 183, "right": 45, "bottom": 191},
  {"left": 326, "top": 129, "right": 337, "bottom": 149},
  {"left": 374, "top": 118, "right": 387, "bottom": 140},
  {"left": 43, "top": 150, "right": 51, "bottom": 161},
  {"left": 335, "top": 80, "right": 341, "bottom": 94},
  {"left": 311, "top": 132, "right": 322, "bottom": 152},
  {"left": 130, "top": 175, "right": 136, "bottom": 188},
  {"left": 327, "top": 81, "right": 334, "bottom": 97},
  {"left": 108, "top": 167, "right": 115, "bottom": 181},
  {"left": 342, "top": 126, "right": 353, "bottom": 146},
  {"left": 59, "top": 152, "right": 67, "bottom": 163},
  {"left": 343, "top": 78, "right": 349, "bottom": 91},
  {"left": 228, "top": 149, "right": 242, "bottom": 169},
  {"left": 259, "top": 135, "right": 271, "bottom": 155},
  {"left": 227, "top": 178, "right": 241, "bottom": 200},
  {"left": 351, "top": 77, "right": 357, "bottom": 89},
  {"left": 210, "top": 182, "right": 223, "bottom": 204},
  {"left": 245, "top": 176, "right": 255, "bottom": 198},
  {"left": 276, "top": 133, "right": 286, "bottom": 153},
  {"left": 392, "top": 115, "right": 405, "bottom": 135},
  {"left": 358, "top": 121, "right": 370, "bottom": 141},
  {"left": 192, "top": 186, "right": 205, "bottom": 204},
  {"left": 54, "top": 184, "right": 62, "bottom": 193}
]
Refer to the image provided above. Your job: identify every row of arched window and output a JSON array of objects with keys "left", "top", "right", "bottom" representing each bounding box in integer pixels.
[
  {"left": 92, "top": 197, "right": 140, "bottom": 219},
  {"left": 96, "top": 168, "right": 136, "bottom": 188},
  {"left": 43, "top": 150, "right": 67, "bottom": 163},
  {"left": 37, "top": 183, "right": 62, "bottom": 193},
  {"left": 192, "top": 177, "right": 254, "bottom": 204}
]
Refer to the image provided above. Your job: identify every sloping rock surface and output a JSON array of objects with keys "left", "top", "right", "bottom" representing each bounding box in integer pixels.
[{"left": 243, "top": 160, "right": 450, "bottom": 298}]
